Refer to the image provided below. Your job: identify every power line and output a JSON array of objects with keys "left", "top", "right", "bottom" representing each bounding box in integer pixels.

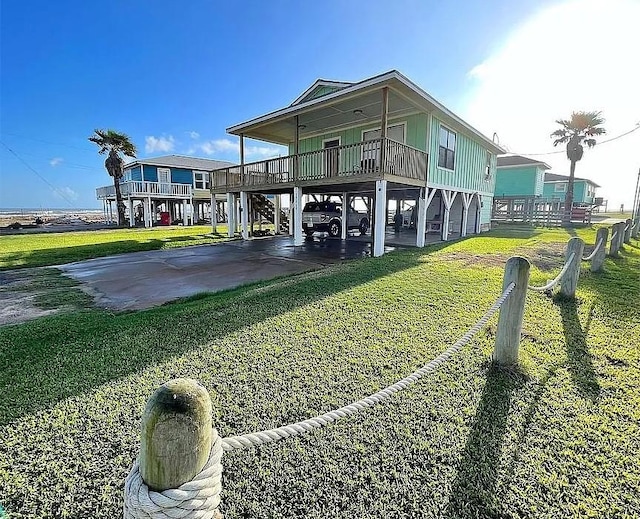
[
  {"left": 0, "top": 140, "right": 76, "bottom": 207},
  {"left": 504, "top": 123, "right": 640, "bottom": 156},
  {"left": 1, "top": 132, "right": 96, "bottom": 152}
]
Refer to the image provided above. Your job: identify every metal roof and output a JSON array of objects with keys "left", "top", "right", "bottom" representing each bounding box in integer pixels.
[
  {"left": 497, "top": 155, "right": 551, "bottom": 169},
  {"left": 125, "top": 155, "right": 234, "bottom": 171},
  {"left": 544, "top": 172, "right": 600, "bottom": 187}
]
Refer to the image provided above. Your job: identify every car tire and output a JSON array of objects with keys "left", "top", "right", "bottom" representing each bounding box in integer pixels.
[
  {"left": 328, "top": 220, "right": 341, "bottom": 237},
  {"left": 304, "top": 229, "right": 314, "bottom": 238},
  {"left": 359, "top": 218, "right": 369, "bottom": 235}
]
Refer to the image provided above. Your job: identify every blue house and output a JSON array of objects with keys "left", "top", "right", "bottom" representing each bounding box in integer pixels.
[{"left": 96, "top": 155, "right": 233, "bottom": 226}]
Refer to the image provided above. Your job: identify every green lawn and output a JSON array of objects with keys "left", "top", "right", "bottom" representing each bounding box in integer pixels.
[
  {"left": 0, "top": 225, "right": 230, "bottom": 269},
  {"left": 0, "top": 226, "right": 638, "bottom": 518}
]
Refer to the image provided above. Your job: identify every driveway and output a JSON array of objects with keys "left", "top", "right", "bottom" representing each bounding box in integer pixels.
[{"left": 60, "top": 236, "right": 391, "bottom": 310}]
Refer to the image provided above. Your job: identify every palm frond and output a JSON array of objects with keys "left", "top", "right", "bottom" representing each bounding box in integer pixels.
[{"left": 583, "top": 138, "right": 597, "bottom": 148}]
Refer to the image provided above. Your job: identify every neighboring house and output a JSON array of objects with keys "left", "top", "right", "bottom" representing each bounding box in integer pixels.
[
  {"left": 495, "top": 155, "right": 550, "bottom": 198},
  {"left": 96, "top": 155, "right": 233, "bottom": 227},
  {"left": 542, "top": 172, "right": 600, "bottom": 205},
  {"left": 210, "top": 70, "right": 504, "bottom": 256}
]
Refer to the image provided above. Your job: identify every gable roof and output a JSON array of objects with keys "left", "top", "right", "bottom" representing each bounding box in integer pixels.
[
  {"left": 125, "top": 155, "right": 234, "bottom": 171},
  {"left": 291, "top": 80, "right": 354, "bottom": 105},
  {"left": 497, "top": 155, "right": 551, "bottom": 169},
  {"left": 226, "top": 70, "right": 505, "bottom": 154},
  {"left": 544, "top": 172, "right": 600, "bottom": 187}
]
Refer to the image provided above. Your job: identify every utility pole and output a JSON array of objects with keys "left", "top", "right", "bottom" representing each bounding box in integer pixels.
[{"left": 633, "top": 168, "right": 640, "bottom": 220}]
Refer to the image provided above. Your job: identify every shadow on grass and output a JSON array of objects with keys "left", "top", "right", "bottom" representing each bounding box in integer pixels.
[
  {"left": 554, "top": 295, "right": 600, "bottom": 401},
  {"left": 444, "top": 363, "right": 528, "bottom": 518},
  {"left": 0, "top": 240, "right": 462, "bottom": 426},
  {"left": 0, "top": 235, "right": 226, "bottom": 270}
]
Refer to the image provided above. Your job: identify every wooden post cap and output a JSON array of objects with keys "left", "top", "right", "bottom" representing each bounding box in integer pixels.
[{"left": 140, "top": 378, "right": 213, "bottom": 492}]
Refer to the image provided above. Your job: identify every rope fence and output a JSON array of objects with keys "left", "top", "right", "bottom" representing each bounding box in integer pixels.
[{"left": 123, "top": 222, "right": 635, "bottom": 518}]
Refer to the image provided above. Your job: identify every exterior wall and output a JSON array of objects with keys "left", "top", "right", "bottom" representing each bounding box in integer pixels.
[
  {"left": 428, "top": 116, "right": 496, "bottom": 195},
  {"left": 193, "top": 188, "right": 210, "bottom": 200},
  {"left": 291, "top": 113, "right": 429, "bottom": 154},
  {"left": 301, "top": 85, "right": 344, "bottom": 103},
  {"left": 141, "top": 165, "right": 193, "bottom": 185},
  {"left": 494, "top": 166, "right": 539, "bottom": 197},
  {"left": 480, "top": 194, "right": 493, "bottom": 229},
  {"left": 543, "top": 180, "right": 595, "bottom": 204}
]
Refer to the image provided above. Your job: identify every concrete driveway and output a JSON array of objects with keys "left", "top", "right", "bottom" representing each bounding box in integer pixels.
[{"left": 60, "top": 236, "right": 390, "bottom": 310}]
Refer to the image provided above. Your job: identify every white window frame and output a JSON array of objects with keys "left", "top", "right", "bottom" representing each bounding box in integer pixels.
[
  {"left": 193, "top": 170, "right": 209, "bottom": 190},
  {"left": 360, "top": 121, "right": 407, "bottom": 144},
  {"left": 157, "top": 167, "right": 171, "bottom": 184},
  {"left": 437, "top": 124, "right": 456, "bottom": 171},
  {"left": 123, "top": 168, "right": 132, "bottom": 182},
  {"left": 554, "top": 183, "right": 567, "bottom": 192}
]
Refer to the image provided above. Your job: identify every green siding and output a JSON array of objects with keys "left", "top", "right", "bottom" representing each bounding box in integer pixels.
[
  {"left": 291, "top": 113, "right": 428, "bottom": 154},
  {"left": 428, "top": 116, "right": 495, "bottom": 195},
  {"left": 494, "top": 166, "right": 541, "bottom": 197},
  {"left": 542, "top": 180, "right": 595, "bottom": 203},
  {"left": 300, "top": 85, "right": 344, "bottom": 103}
]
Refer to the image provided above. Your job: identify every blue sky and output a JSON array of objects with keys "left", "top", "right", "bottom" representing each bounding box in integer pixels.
[{"left": 1, "top": 0, "right": 637, "bottom": 209}]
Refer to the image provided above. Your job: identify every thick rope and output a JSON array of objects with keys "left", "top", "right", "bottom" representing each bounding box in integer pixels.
[
  {"left": 527, "top": 252, "right": 575, "bottom": 292},
  {"left": 221, "top": 282, "right": 515, "bottom": 451},
  {"left": 610, "top": 231, "right": 618, "bottom": 242},
  {"left": 123, "top": 431, "right": 223, "bottom": 519},
  {"left": 624, "top": 223, "right": 630, "bottom": 232},
  {"left": 582, "top": 237, "right": 604, "bottom": 261}
]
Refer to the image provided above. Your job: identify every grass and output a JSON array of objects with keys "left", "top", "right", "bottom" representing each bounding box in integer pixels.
[
  {"left": 0, "top": 226, "right": 638, "bottom": 518},
  {"left": 0, "top": 225, "right": 230, "bottom": 269}
]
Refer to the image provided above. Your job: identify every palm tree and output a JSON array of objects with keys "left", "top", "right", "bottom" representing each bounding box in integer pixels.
[
  {"left": 89, "top": 129, "right": 137, "bottom": 226},
  {"left": 550, "top": 111, "right": 605, "bottom": 224}
]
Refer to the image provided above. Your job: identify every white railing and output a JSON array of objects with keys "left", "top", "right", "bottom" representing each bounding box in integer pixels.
[
  {"left": 210, "top": 138, "right": 429, "bottom": 190},
  {"left": 96, "top": 181, "right": 192, "bottom": 199}
]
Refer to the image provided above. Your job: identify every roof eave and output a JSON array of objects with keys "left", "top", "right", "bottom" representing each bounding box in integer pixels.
[{"left": 227, "top": 70, "right": 505, "bottom": 154}]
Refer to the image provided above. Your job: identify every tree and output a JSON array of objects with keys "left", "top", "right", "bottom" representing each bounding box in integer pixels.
[
  {"left": 550, "top": 111, "right": 605, "bottom": 224},
  {"left": 89, "top": 129, "right": 137, "bottom": 226}
]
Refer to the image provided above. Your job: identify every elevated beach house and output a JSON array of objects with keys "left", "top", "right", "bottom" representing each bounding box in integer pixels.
[
  {"left": 96, "top": 155, "right": 233, "bottom": 227},
  {"left": 495, "top": 155, "right": 550, "bottom": 198},
  {"left": 210, "top": 70, "right": 504, "bottom": 256},
  {"left": 542, "top": 172, "right": 600, "bottom": 205}
]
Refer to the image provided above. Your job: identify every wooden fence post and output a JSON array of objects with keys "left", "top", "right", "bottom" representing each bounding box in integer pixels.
[
  {"left": 124, "top": 378, "right": 222, "bottom": 518},
  {"left": 609, "top": 223, "right": 620, "bottom": 257},
  {"left": 493, "top": 256, "right": 530, "bottom": 365},
  {"left": 615, "top": 222, "right": 625, "bottom": 252},
  {"left": 632, "top": 218, "right": 639, "bottom": 240},
  {"left": 624, "top": 218, "right": 632, "bottom": 244},
  {"left": 560, "top": 237, "right": 584, "bottom": 298},
  {"left": 591, "top": 227, "right": 608, "bottom": 273}
]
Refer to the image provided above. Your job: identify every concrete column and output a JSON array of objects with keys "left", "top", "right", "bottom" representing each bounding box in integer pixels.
[
  {"left": 240, "top": 191, "right": 249, "bottom": 240},
  {"left": 341, "top": 192, "right": 348, "bottom": 240},
  {"left": 289, "top": 193, "right": 294, "bottom": 237},
  {"left": 226, "top": 193, "right": 235, "bottom": 238},
  {"left": 373, "top": 180, "right": 387, "bottom": 257},
  {"left": 181, "top": 200, "right": 187, "bottom": 226},
  {"left": 274, "top": 194, "right": 281, "bottom": 234},
  {"left": 560, "top": 237, "right": 584, "bottom": 298},
  {"left": 416, "top": 188, "right": 427, "bottom": 247},
  {"left": 293, "top": 186, "right": 303, "bottom": 246},
  {"left": 493, "top": 256, "right": 531, "bottom": 365}
]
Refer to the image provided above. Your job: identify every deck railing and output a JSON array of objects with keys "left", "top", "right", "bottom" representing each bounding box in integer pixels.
[
  {"left": 210, "top": 138, "right": 428, "bottom": 190},
  {"left": 96, "top": 181, "right": 192, "bottom": 199}
]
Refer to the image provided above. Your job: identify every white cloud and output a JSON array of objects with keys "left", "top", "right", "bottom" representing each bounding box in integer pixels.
[
  {"left": 462, "top": 0, "right": 640, "bottom": 209},
  {"left": 145, "top": 135, "right": 175, "bottom": 154},
  {"left": 49, "top": 157, "right": 63, "bottom": 167},
  {"left": 199, "top": 138, "right": 285, "bottom": 160},
  {"left": 189, "top": 131, "right": 200, "bottom": 139},
  {"left": 53, "top": 186, "right": 78, "bottom": 201}
]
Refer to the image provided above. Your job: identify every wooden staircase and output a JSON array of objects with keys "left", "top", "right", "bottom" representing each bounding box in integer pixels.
[{"left": 251, "top": 194, "right": 289, "bottom": 234}]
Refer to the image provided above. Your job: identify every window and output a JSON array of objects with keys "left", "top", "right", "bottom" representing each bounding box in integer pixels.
[
  {"left": 554, "top": 183, "right": 566, "bottom": 192},
  {"left": 123, "top": 169, "right": 132, "bottom": 182},
  {"left": 438, "top": 126, "right": 456, "bottom": 170},
  {"left": 193, "top": 171, "right": 209, "bottom": 190},
  {"left": 158, "top": 168, "right": 171, "bottom": 183}
]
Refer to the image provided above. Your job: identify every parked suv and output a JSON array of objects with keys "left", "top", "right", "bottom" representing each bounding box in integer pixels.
[{"left": 302, "top": 201, "right": 369, "bottom": 237}]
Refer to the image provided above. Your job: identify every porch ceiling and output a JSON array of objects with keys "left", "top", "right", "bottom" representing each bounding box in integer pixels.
[{"left": 240, "top": 88, "right": 420, "bottom": 144}]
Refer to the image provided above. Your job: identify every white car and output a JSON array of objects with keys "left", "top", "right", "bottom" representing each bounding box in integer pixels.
[{"left": 302, "top": 201, "right": 369, "bottom": 237}]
